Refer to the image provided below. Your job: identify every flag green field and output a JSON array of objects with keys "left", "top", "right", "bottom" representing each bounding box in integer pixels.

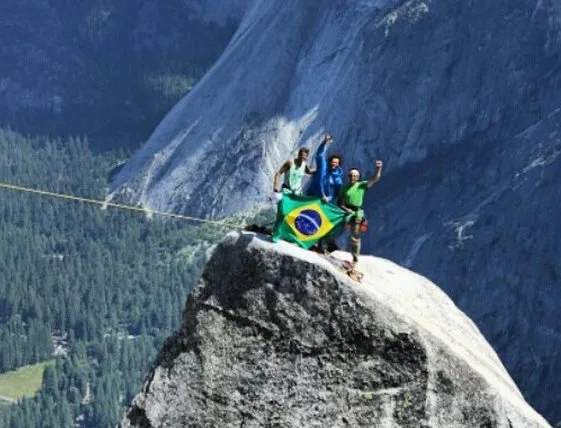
[{"left": 272, "top": 194, "right": 348, "bottom": 249}]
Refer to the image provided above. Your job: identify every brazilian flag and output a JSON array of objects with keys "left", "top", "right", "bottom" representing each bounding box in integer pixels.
[{"left": 272, "top": 193, "right": 347, "bottom": 249}]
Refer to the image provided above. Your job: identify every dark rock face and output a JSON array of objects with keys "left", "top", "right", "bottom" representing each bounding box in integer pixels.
[
  {"left": 0, "top": 0, "right": 247, "bottom": 147},
  {"left": 369, "top": 106, "right": 561, "bottom": 422},
  {"left": 0, "top": 0, "right": 247, "bottom": 111},
  {"left": 121, "top": 232, "right": 548, "bottom": 427}
]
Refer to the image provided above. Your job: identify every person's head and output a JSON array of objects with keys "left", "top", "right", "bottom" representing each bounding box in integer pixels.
[
  {"left": 348, "top": 167, "right": 360, "bottom": 183},
  {"left": 297, "top": 147, "right": 309, "bottom": 162},
  {"left": 328, "top": 153, "right": 342, "bottom": 171}
]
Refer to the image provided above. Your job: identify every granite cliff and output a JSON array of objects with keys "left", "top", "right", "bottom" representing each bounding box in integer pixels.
[
  {"left": 121, "top": 232, "right": 549, "bottom": 428},
  {"left": 109, "top": 1, "right": 561, "bottom": 421}
]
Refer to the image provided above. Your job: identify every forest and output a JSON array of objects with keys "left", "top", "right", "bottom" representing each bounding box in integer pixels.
[{"left": 0, "top": 129, "right": 227, "bottom": 427}]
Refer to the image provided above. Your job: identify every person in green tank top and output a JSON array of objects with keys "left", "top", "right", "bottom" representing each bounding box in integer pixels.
[
  {"left": 338, "top": 160, "right": 383, "bottom": 265},
  {"left": 273, "top": 148, "right": 316, "bottom": 195}
]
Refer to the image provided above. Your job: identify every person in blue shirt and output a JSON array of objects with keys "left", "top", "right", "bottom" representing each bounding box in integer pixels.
[{"left": 307, "top": 134, "right": 343, "bottom": 203}]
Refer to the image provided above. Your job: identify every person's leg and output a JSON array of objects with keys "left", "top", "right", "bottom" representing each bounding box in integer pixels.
[
  {"left": 318, "top": 237, "right": 328, "bottom": 253},
  {"left": 325, "top": 236, "right": 338, "bottom": 252},
  {"left": 349, "top": 217, "right": 362, "bottom": 263}
]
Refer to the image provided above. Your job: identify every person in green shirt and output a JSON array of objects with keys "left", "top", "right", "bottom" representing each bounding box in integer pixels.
[{"left": 338, "top": 160, "right": 383, "bottom": 265}]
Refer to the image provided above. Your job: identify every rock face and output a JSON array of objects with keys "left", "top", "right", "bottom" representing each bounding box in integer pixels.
[
  {"left": 110, "top": 1, "right": 561, "bottom": 422},
  {"left": 0, "top": 0, "right": 248, "bottom": 145},
  {"left": 0, "top": 0, "right": 248, "bottom": 112},
  {"left": 368, "top": 103, "right": 561, "bottom": 424},
  {"left": 109, "top": 0, "right": 561, "bottom": 218},
  {"left": 120, "top": 232, "right": 549, "bottom": 428},
  {"left": 186, "top": 0, "right": 253, "bottom": 25}
]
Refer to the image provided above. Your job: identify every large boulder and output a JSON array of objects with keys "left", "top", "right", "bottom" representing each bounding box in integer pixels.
[{"left": 121, "top": 232, "right": 549, "bottom": 427}]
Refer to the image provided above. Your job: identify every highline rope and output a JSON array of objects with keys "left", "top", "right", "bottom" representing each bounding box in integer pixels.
[{"left": 0, "top": 182, "right": 246, "bottom": 229}]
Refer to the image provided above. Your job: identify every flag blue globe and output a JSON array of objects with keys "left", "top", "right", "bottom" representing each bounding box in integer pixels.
[{"left": 294, "top": 209, "right": 322, "bottom": 236}]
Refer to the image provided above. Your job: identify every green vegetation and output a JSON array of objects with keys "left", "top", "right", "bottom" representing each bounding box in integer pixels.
[
  {"left": 0, "top": 129, "right": 227, "bottom": 427},
  {"left": 0, "top": 5, "right": 241, "bottom": 427},
  {"left": 0, "top": 361, "right": 54, "bottom": 400}
]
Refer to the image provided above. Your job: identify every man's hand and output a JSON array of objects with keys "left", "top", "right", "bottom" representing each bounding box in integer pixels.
[
  {"left": 323, "top": 134, "right": 333, "bottom": 143},
  {"left": 321, "top": 195, "right": 329, "bottom": 203},
  {"left": 366, "top": 160, "right": 383, "bottom": 189}
]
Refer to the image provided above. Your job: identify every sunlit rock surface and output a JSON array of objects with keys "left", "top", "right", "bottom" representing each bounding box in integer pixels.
[{"left": 120, "top": 232, "right": 549, "bottom": 428}]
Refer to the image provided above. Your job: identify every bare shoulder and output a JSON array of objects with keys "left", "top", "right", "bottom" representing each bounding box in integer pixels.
[{"left": 278, "top": 159, "right": 292, "bottom": 172}]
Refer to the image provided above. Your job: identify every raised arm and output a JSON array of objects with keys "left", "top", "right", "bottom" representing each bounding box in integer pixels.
[
  {"left": 305, "top": 164, "right": 316, "bottom": 175},
  {"left": 366, "top": 160, "right": 383, "bottom": 189},
  {"left": 315, "top": 135, "right": 332, "bottom": 198},
  {"left": 273, "top": 160, "right": 292, "bottom": 192}
]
